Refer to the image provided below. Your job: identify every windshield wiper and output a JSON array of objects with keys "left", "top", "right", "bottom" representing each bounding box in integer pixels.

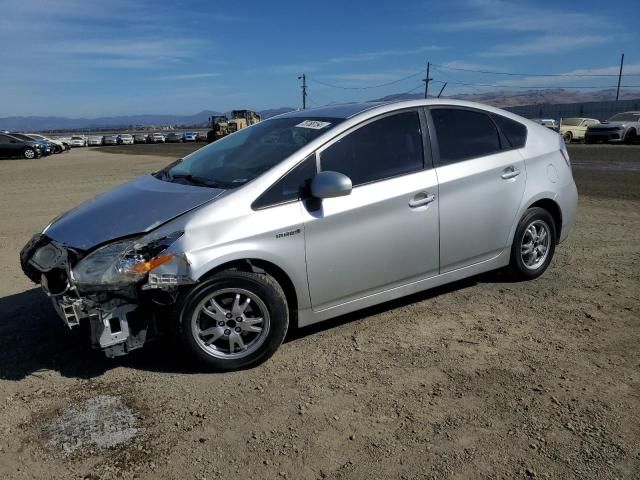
[{"left": 169, "top": 173, "right": 223, "bottom": 188}]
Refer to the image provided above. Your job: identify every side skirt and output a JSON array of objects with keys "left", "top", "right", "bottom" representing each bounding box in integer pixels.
[{"left": 297, "top": 249, "right": 510, "bottom": 328}]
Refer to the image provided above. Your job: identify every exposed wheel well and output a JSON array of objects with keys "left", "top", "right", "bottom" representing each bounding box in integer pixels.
[
  {"left": 198, "top": 259, "right": 299, "bottom": 327},
  {"left": 529, "top": 199, "right": 562, "bottom": 243}
]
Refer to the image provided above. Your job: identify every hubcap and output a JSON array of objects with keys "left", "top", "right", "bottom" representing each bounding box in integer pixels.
[
  {"left": 191, "top": 288, "right": 270, "bottom": 360},
  {"left": 25, "top": 149, "right": 34, "bottom": 158},
  {"left": 520, "top": 219, "right": 551, "bottom": 270}
]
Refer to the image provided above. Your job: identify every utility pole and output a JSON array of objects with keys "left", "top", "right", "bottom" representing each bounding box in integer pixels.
[
  {"left": 437, "top": 82, "right": 448, "bottom": 98},
  {"left": 298, "top": 74, "right": 307, "bottom": 109},
  {"left": 615, "top": 53, "right": 624, "bottom": 101},
  {"left": 423, "top": 62, "right": 432, "bottom": 99}
]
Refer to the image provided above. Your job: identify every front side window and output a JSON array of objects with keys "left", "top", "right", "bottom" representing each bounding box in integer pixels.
[
  {"left": 158, "top": 117, "right": 341, "bottom": 189},
  {"left": 431, "top": 108, "right": 502, "bottom": 164},
  {"left": 319, "top": 111, "right": 424, "bottom": 186},
  {"left": 608, "top": 113, "right": 640, "bottom": 122},
  {"left": 252, "top": 155, "right": 317, "bottom": 209}
]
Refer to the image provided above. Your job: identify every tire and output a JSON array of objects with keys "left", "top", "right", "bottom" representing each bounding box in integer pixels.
[
  {"left": 624, "top": 129, "right": 636, "bottom": 145},
  {"left": 563, "top": 131, "right": 573, "bottom": 143},
  {"left": 508, "top": 207, "right": 557, "bottom": 281},
  {"left": 179, "top": 270, "right": 289, "bottom": 371},
  {"left": 23, "top": 147, "right": 36, "bottom": 159}
]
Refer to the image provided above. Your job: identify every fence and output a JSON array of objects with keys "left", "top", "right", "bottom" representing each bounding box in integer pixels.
[{"left": 505, "top": 98, "right": 640, "bottom": 121}]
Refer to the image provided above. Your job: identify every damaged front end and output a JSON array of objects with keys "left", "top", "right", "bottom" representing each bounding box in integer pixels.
[{"left": 20, "top": 231, "right": 194, "bottom": 358}]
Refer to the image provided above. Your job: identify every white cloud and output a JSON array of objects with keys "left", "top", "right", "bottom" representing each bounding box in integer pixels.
[
  {"left": 328, "top": 46, "right": 441, "bottom": 64},
  {"left": 158, "top": 73, "right": 222, "bottom": 81},
  {"left": 437, "top": 0, "right": 611, "bottom": 33},
  {"left": 481, "top": 35, "right": 608, "bottom": 57}
]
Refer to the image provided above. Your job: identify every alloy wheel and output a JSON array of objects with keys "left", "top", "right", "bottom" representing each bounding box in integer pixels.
[
  {"left": 520, "top": 219, "right": 551, "bottom": 270},
  {"left": 191, "top": 288, "right": 270, "bottom": 359}
]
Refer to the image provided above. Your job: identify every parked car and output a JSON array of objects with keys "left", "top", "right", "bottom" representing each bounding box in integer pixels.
[
  {"left": 559, "top": 118, "right": 600, "bottom": 143},
  {"left": 102, "top": 135, "right": 119, "bottom": 146},
  {"left": 0, "top": 133, "right": 43, "bottom": 159},
  {"left": 117, "top": 134, "right": 134, "bottom": 145},
  {"left": 165, "top": 132, "right": 183, "bottom": 143},
  {"left": 585, "top": 111, "right": 640, "bottom": 144},
  {"left": 87, "top": 135, "right": 104, "bottom": 146},
  {"left": 133, "top": 134, "right": 148, "bottom": 144},
  {"left": 11, "top": 133, "right": 51, "bottom": 155},
  {"left": 530, "top": 118, "right": 559, "bottom": 132},
  {"left": 183, "top": 131, "right": 197, "bottom": 142},
  {"left": 19, "top": 100, "right": 577, "bottom": 371},
  {"left": 148, "top": 133, "right": 165, "bottom": 143},
  {"left": 26, "top": 134, "right": 69, "bottom": 153},
  {"left": 196, "top": 132, "right": 208, "bottom": 142},
  {"left": 70, "top": 136, "right": 88, "bottom": 147}
]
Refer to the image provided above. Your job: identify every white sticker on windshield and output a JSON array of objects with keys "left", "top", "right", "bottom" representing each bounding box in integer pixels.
[{"left": 296, "top": 120, "right": 332, "bottom": 130}]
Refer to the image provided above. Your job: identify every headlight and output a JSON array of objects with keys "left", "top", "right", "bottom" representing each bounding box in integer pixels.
[{"left": 72, "top": 231, "right": 183, "bottom": 286}]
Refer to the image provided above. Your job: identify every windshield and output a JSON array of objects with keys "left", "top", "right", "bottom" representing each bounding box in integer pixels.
[
  {"left": 157, "top": 116, "right": 342, "bottom": 188},
  {"left": 561, "top": 118, "right": 582, "bottom": 126},
  {"left": 71, "top": 136, "right": 83, "bottom": 140},
  {"left": 608, "top": 113, "right": 640, "bottom": 122}
]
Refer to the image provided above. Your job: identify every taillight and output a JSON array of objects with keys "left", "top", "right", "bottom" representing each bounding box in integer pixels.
[{"left": 560, "top": 146, "right": 570, "bottom": 167}]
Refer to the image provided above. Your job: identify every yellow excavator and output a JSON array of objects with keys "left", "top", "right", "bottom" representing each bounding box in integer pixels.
[{"left": 206, "top": 110, "right": 261, "bottom": 143}]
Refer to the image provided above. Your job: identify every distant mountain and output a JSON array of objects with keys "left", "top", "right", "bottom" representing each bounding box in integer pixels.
[
  {"left": 372, "top": 88, "right": 640, "bottom": 107},
  {"left": 3, "top": 89, "right": 639, "bottom": 132},
  {"left": 0, "top": 110, "right": 223, "bottom": 132}
]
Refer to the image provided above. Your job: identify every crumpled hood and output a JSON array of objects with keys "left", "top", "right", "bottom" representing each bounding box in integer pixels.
[{"left": 44, "top": 174, "right": 224, "bottom": 250}]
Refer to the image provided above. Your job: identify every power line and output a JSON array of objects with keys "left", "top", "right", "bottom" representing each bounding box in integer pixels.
[
  {"left": 431, "top": 63, "right": 640, "bottom": 78},
  {"left": 308, "top": 70, "right": 425, "bottom": 90},
  {"left": 429, "top": 79, "right": 640, "bottom": 90}
]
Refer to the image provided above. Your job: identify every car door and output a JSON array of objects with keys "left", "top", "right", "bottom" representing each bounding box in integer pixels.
[
  {"left": 427, "top": 107, "right": 526, "bottom": 273},
  {"left": 302, "top": 110, "right": 440, "bottom": 311},
  {"left": 0, "top": 135, "right": 11, "bottom": 157},
  {"left": 0, "top": 135, "right": 21, "bottom": 157}
]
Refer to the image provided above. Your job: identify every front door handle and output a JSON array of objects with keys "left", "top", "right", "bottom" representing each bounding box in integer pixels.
[
  {"left": 501, "top": 167, "right": 521, "bottom": 180},
  {"left": 409, "top": 192, "right": 436, "bottom": 208}
]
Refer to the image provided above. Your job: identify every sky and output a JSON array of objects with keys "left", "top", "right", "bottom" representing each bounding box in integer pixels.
[{"left": 1, "top": 0, "right": 639, "bottom": 117}]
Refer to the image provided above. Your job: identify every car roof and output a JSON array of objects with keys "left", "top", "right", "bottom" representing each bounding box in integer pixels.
[
  {"left": 272, "top": 98, "right": 535, "bottom": 122},
  {"left": 276, "top": 102, "right": 391, "bottom": 119}
]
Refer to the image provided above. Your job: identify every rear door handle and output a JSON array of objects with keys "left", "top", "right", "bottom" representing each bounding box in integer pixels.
[
  {"left": 409, "top": 192, "right": 436, "bottom": 208},
  {"left": 501, "top": 167, "right": 521, "bottom": 180}
]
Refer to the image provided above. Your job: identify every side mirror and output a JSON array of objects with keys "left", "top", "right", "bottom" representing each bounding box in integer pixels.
[{"left": 310, "top": 171, "right": 352, "bottom": 199}]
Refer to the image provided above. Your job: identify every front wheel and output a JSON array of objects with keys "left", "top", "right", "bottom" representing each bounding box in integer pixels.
[
  {"left": 180, "top": 270, "right": 289, "bottom": 371},
  {"left": 624, "top": 129, "right": 636, "bottom": 145},
  {"left": 23, "top": 148, "right": 36, "bottom": 159},
  {"left": 508, "top": 207, "right": 556, "bottom": 280}
]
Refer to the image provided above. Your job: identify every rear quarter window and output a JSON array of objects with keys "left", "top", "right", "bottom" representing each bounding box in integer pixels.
[{"left": 491, "top": 114, "right": 528, "bottom": 149}]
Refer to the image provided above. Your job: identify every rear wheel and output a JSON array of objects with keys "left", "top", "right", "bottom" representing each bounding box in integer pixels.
[
  {"left": 180, "top": 270, "right": 289, "bottom": 371},
  {"left": 563, "top": 131, "right": 573, "bottom": 143},
  {"left": 508, "top": 207, "right": 556, "bottom": 280}
]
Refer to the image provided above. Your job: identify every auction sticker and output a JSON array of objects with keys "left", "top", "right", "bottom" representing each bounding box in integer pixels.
[{"left": 296, "top": 120, "right": 332, "bottom": 129}]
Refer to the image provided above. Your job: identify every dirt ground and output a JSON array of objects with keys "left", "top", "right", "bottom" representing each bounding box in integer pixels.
[{"left": 0, "top": 145, "right": 638, "bottom": 479}]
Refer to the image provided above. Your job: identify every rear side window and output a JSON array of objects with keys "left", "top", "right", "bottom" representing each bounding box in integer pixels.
[
  {"left": 320, "top": 111, "right": 424, "bottom": 186},
  {"left": 253, "top": 155, "right": 317, "bottom": 209},
  {"left": 431, "top": 108, "right": 501, "bottom": 164},
  {"left": 491, "top": 114, "right": 527, "bottom": 149}
]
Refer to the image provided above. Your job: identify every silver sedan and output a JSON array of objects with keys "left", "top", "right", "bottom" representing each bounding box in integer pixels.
[{"left": 21, "top": 99, "right": 577, "bottom": 371}]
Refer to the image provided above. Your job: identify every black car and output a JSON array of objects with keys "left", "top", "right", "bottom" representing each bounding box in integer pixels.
[
  {"left": 133, "top": 133, "right": 148, "bottom": 144},
  {"left": 10, "top": 133, "right": 51, "bottom": 155},
  {"left": 0, "top": 133, "right": 43, "bottom": 159}
]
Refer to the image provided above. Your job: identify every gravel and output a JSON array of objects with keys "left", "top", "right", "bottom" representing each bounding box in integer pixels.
[{"left": 48, "top": 395, "right": 138, "bottom": 453}]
